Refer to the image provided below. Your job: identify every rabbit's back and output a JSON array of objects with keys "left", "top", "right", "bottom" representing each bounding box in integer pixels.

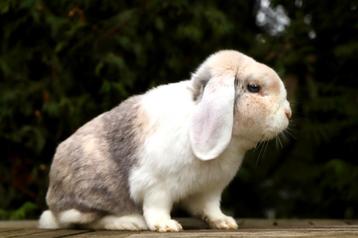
[{"left": 46, "top": 96, "right": 143, "bottom": 215}]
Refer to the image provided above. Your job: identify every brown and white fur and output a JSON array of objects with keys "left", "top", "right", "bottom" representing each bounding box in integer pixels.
[{"left": 39, "top": 50, "right": 291, "bottom": 232}]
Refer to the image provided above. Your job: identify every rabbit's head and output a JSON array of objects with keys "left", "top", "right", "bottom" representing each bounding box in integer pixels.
[{"left": 190, "top": 50, "right": 291, "bottom": 160}]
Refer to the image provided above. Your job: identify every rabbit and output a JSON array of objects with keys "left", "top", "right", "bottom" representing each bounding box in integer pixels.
[{"left": 39, "top": 50, "right": 291, "bottom": 232}]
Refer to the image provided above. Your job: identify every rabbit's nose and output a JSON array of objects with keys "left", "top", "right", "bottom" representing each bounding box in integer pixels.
[{"left": 285, "top": 107, "right": 292, "bottom": 120}]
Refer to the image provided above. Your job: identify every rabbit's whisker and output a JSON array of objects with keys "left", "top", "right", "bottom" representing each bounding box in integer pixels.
[
  {"left": 256, "top": 139, "right": 269, "bottom": 166},
  {"left": 278, "top": 134, "right": 283, "bottom": 148}
]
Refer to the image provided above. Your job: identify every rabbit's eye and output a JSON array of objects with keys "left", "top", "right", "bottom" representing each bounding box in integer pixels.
[{"left": 247, "top": 84, "right": 261, "bottom": 93}]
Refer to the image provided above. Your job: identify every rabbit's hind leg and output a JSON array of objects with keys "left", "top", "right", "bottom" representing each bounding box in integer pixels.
[
  {"left": 57, "top": 209, "right": 98, "bottom": 228},
  {"left": 90, "top": 214, "right": 147, "bottom": 230},
  {"left": 39, "top": 209, "right": 97, "bottom": 229}
]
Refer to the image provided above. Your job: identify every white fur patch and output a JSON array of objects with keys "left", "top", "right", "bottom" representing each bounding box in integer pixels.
[
  {"left": 38, "top": 210, "right": 59, "bottom": 229},
  {"left": 91, "top": 214, "right": 147, "bottom": 230},
  {"left": 129, "top": 80, "right": 246, "bottom": 211},
  {"left": 58, "top": 209, "right": 96, "bottom": 225}
]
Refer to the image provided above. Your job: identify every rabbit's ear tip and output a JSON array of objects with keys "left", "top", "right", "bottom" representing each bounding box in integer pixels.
[{"left": 191, "top": 134, "right": 233, "bottom": 161}]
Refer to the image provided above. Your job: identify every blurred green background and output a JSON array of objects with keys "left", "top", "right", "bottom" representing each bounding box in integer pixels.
[{"left": 0, "top": 0, "right": 357, "bottom": 220}]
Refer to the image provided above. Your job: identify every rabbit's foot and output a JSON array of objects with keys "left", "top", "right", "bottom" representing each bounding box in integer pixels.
[
  {"left": 205, "top": 215, "right": 238, "bottom": 230},
  {"left": 147, "top": 218, "right": 183, "bottom": 232},
  {"left": 92, "top": 214, "right": 147, "bottom": 230}
]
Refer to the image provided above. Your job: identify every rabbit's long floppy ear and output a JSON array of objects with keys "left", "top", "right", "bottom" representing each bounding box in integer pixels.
[{"left": 190, "top": 73, "right": 235, "bottom": 161}]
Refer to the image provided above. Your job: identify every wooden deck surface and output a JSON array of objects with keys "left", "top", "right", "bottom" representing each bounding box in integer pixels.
[{"left": 1, "top": 218, "right": 358, "bottom": 237}]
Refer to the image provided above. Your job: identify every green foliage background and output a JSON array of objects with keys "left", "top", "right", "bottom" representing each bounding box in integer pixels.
[{"left": 0, "top": 0, "right": 357, "bottom": 219}]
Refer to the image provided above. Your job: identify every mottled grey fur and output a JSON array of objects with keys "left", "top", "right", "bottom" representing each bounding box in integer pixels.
[{"left": 46, "top": 96, "right": 142, "bottom": 216}]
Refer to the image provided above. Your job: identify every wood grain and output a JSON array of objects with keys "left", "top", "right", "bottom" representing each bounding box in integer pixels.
[{"left": 0, "top": 219, "right": 357, "bottom": 238}]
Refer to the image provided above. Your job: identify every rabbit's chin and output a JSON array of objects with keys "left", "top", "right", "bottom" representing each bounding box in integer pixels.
[
  {"left": 236, "top": 125, "right": 288, "bottom": 149},
  {"left": 259, "top": 117, "right": 290, "bottom": 142},
  {"left": 259, "top": 126, "right": 288, "bottom": 143}
]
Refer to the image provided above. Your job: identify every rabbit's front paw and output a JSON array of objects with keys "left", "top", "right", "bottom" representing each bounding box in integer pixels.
[
  {"left": 147, "top": 218, "right": 183, "bottom": 232},
  {"left": 206, "top": 215, "right": 238, "bottom": 230}
]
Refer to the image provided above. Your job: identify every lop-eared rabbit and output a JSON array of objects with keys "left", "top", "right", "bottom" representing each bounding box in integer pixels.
[{"left": 39, "top": 50, "right": 291, "bottom": 232}]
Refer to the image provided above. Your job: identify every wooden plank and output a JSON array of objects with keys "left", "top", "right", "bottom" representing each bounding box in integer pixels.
[
  {"left": 0, "top": 221, "right": 38, "bottom": 229},
  {"left": 0, "top": 219, "right": 358, "bottom": 238},
  {"left": 0, "top": 228, "right": 92, "bottom": 238},
  {"left": 0, "top": 229, "right": 52, "bottom": 238},
  {"left": 233, "top": 229, "right": 358, "bottom": 238},
  {"left": 60, "top": 223, "right": 358, "bottom": 238},
  {"left": 0, "top": 229, "right": 23, "bottom": 233},
  {"left": 76, "top": 229, "right": 358, "bottom": 238},
  {"left": 2, "top": 219, "right": 358, "bottom": 229},
  {"left": 70, "top": 231, "right": 135, "bottom": 238},
  {"left": 24, "top": 230, "right": 92, "bottom": 238},
  {"left": 237, "top": 218, "right": 356, "bottom": 228}
]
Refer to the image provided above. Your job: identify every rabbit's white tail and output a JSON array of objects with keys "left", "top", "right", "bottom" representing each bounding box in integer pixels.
[{"left": 38, "top": 210, "right": 60, "bottom": 229}]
